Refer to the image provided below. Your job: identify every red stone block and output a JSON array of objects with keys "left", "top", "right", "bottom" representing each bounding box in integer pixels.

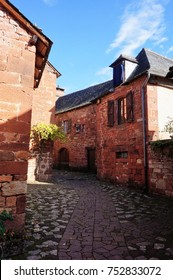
[
  {"left": 0, "top": 197, "right": 5, "bottom": 207},
  {"left": 16, "top": 195, "right": 26, "bottom": 214},
  {"left": 13, "top": 175, "right": 27, "bottom": 181},
  {"left": 0, "top": 142, "right": 29, "bottom": 152},
  {"left": 0, "top": 119, "right": 31, "bottom": 134},
  {"left": 0, "top": 151, "right": 15, "bottom": 161},
  {"left": 0, "top": 175, "right": 13, "bottom": 182},
  {"left": 0, "top": 161, "right": 28, "bottom": 175},
  {"left": 6, "top": 196, "right": 16, "bottom": 207},
  {"left": 15, "top": 151, "right": 28, "bottom": 161}
]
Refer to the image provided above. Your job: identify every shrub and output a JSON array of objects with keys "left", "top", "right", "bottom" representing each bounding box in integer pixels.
[
  {"left": 0, "top": 210, "right": 13, "bottom": 237},
  {"left": 30, "top": 123, "right": 66, "bottom": 146}
]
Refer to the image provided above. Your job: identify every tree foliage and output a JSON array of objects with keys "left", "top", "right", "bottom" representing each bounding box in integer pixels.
[
  {"left": 164, "top": 118, "right": 173, "bottom": 139},
  {"left": 30, "top": 123, "right": 66, "bottom": 145}
]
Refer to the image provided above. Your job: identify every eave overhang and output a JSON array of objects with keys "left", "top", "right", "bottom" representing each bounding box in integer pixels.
[{"left": 0, "top": 0, "right": 53, "bottom": 88}]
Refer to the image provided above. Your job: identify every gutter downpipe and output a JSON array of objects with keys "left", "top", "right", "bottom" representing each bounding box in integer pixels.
[{"left": 141, "top": 72, "right": 150, "bottom": 193}]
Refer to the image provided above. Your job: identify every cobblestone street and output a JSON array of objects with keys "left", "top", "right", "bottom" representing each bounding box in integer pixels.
[{"left": 13, "top": 170, "right": 173, "bottom": 260}]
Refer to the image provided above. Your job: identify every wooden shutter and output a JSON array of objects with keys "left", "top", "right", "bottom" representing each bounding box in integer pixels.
[
  {"left": 67, "top": 119, "right": 72, "bottom": 133},
  {"left": 107, "top": 100, "right": 115, "bottom": 127},
  {"left": 57, "top": 120, "right": 63, "bottom": 128},
  {"left": 126, "top": 91, "right": 134, "bottom": 122}
]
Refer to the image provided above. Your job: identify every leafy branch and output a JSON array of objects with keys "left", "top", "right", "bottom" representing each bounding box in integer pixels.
[{"left": 30, "top": 123, "right": 66, "bottom": 146}]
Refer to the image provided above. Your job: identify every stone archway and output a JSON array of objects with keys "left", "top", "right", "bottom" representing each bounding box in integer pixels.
[{"left": 59, "top": 148, "right": 69, "bottom": 170}]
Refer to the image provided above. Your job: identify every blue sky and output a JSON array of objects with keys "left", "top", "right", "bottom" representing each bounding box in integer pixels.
[{"left": 10, "top": 0, "right": 173, "bottom": 94}]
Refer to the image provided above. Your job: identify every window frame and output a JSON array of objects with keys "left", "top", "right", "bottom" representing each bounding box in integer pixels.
[
  {"left": 116, "top": 151, "right": 128, "bottom": 159},
  {"left": 63, "top": 119, "right": 72, "bottom": 134},
  {"left": 117, "top": 91, "right": 134, "bottom": 125},
  {"left": 107, "top": 100, "right": 115, "bottom": 127},
  {"left": 75, "top": 123, "right": 85, "bottom": 133},
  {"left": 126, "top": 91, "right": 134, "bottom": 122}
]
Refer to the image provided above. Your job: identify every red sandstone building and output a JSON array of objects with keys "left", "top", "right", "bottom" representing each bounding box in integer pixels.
[
  {"left": 0, "top": 0, "right": 59, "bottom": 232},
  {"left": 55, "top": 48, "right": 173, "bottom": 196}
]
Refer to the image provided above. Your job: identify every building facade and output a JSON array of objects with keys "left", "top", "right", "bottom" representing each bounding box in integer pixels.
[
  {"left": 54, "top": 80, "right": 113, "bottom": 172},
  {"left": 0, "top": 0, "right": 52, "bottom": 232},
  {"left": 55, "top": 48, "right": 173, "bottom": 195}
]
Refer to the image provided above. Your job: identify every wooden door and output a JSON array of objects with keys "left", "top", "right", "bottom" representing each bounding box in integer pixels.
[
  {"left": 87, "top": 148, "right": 96, "bottom": 173},
  {"left": 59, "top": 148, "right": 69, "bottom": 169}
]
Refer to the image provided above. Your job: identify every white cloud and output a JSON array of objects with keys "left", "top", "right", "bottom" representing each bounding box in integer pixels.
[
  {"left": 167, "top": 46, "right": 173, "bottom": 53},
  {"left": 96, "top": 66, "right": 112, "bottom": 80},
  {"left": 96, "top": 67, "right": 112, "bottom": 77},
  {"left": 43, "top": 0, "right": 58, "bottom": 7},
  {"left": 107, "top": 0, "right": 166, "bottom": 56}
]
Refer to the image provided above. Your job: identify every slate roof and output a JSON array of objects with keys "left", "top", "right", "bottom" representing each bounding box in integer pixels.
[
  {"left": 125, "top": 48, "right": 173, "bottom": 83},
  {"left": 56, "top": 80, "right": 114, "bottom": 113},
  {"left": 110, "top": 54, "right": 138, "bottom": 67},
  {"left": 56, "top": 48, "right": 173, "bottom": 113}
]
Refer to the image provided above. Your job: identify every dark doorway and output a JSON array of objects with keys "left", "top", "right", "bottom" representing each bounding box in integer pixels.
[
  {"left": 87, "top": 148, "right": 96, "bottom": 173},
  {"left": 59, "top": 148, "right": 69, "bottom": 170}
]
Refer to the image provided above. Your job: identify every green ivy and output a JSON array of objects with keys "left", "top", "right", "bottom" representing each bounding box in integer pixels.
[
  {"left": 150, "top": 139, "right": 173, "bottom": 151},
  {"left": 30, "top": 123, "right": 66, "bottom": 145},
  {"left": 0, "top": 210, "right": 13, "bottom": 237}
]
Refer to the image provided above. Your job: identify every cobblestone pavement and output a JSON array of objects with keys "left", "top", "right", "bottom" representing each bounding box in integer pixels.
[{"left": 13, "top": 170, "right": 173, "bottom": 260}]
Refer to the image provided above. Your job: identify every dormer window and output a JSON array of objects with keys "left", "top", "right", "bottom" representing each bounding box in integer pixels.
[
  {"left": 110, "top": 55, "right": 138, "bottom": 87},
  {"left": 166, "top": 66, "right": 173, "bottom": 78},
  {"left": 113, "top": 62, "right": 125, "bottom": 87}
]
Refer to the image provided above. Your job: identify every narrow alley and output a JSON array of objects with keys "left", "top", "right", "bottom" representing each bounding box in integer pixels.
[{"left": 13, "top": 170, "right": 173, "bottom": 260}]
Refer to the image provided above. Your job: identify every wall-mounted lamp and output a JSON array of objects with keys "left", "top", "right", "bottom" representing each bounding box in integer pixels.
[{"left": 96, "top": 98, "right": 101, "bottom": 105}]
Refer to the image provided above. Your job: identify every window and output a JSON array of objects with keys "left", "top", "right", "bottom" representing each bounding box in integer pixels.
[
  {"left": 107, "top": 100, "right": 115, "bottom": 127},
  {"left": 118, "top": 97, "right": 126, "bottom": 124},
  {"left": 75, "top": 124, "right": 85, "bottom": 133},
  {"left": 113, "top": 63, "right": 125, "bottom": 87},
  {"left": 126, "top": 91, "right": 134, "bottom": 122},
  {"left": 63, "top": 119, "right": 72, "bottom": 134},
  {"left": 116, "top": 151, "right": 128, "bottom": 158},
  {"left": 118, "top": 91, "right": 134, "bottom": 125}
]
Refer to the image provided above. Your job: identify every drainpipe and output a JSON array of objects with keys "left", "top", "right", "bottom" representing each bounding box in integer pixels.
[{"left": 141, "top": 72, "right": 150, "bottom": 193}]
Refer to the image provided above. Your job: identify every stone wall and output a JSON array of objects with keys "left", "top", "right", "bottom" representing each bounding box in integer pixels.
[
  {"left": 148, "top": 142, "right": 173, "bottom": 196},
  {"left": 31, "top": 63, "right": 59, "bottom": 126},
  {"left": 0, "top": 4, "right": 35, "bottom": 232},
  {"left": 28, "top": 141, "right": 53, "bottom": 182},
  {"left": 27, "top": 63, "right": 59, "bottom": 182}
]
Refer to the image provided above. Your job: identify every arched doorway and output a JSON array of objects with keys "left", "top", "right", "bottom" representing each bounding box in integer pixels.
[{"left": 59, "top": 148, "right": 69, "bottom": 170}]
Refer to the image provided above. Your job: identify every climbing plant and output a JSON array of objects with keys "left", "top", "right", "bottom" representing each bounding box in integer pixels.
[
  {"left": 0, "top": 210, "right": 13, "bottom": 237},
  {"left": 150, "top": 139, "right": 173, "bottom": 151},
  {"left": 30, "top": 123, "right": 66, "bottom": 147},
  {"left": 164, "top": 118, "right": 173, "bottom": 139}
]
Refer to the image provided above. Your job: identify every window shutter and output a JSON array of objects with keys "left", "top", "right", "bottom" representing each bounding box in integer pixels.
[
  {"left": 67, "top": 119, "right": 72, "bottom": 133},
  {"left": 115, "top": 100, "right": 118, "bottom": 125},
  {"left": 57, "top": 120, "right": 62, "bottom": 128},
  {"left": 107, "top": 100, "right": 115, "bottom": 127},
  {"left": 126, "top": 91, "right": 134, "bottom": 122}
]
